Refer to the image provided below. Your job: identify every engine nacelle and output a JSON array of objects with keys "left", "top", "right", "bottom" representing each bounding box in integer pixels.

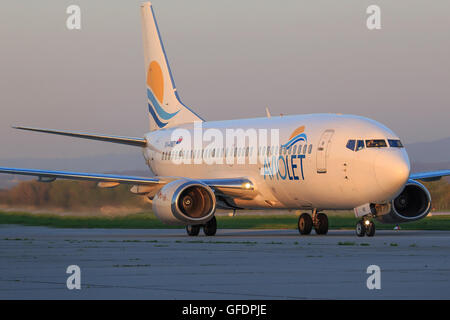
[
  {"left": 375, "top": 180, "right": 431, "bottom": 224},
  {"left": 152, "top": 179, "right": 216, "bottom": 225}
]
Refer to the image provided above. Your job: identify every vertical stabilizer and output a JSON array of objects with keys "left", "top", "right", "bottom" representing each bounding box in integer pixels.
[{"left": 141, "top": 2, "right": 203, "bottom": 131}]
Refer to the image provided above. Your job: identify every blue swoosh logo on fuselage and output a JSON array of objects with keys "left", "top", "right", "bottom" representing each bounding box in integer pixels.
[{"left": 281, "top": 133, "right": 308, "bottom": 149}]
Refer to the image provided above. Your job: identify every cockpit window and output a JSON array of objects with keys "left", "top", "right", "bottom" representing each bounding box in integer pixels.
[
  {"left": 388, "top": 139, "right": 404, "bottom": 148},
  {"left": 366, "top": 139, "right": 387, "bottom": 148},
  {"left": 346, "top": 140, "right": 356, "bottom": 151},
  {"left": 356, "top": 140, "right": 365, "bottom": 151}
]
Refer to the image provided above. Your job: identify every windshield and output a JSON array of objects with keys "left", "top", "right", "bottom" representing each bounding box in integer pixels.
[
  {"left": 346, "top": 140, "right": 356, "bottom": 151},
  {"left": 388, "top": 139, "right": 404, "bottom": 148},
  {"left": 365, "top": 139, "right": 387, "bottom": 148},
  {"left": 356, "top": 140, "right": 365, "bottom": 151}
]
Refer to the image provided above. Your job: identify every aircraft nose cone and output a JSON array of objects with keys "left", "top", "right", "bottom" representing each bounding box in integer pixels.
[{"left": 374, "top": 151, "right": 410, "bottom": 197}]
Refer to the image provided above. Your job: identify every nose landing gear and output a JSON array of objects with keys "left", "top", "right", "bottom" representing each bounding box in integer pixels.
[{"left": 356, "top": 218, "right": 375, "bottom": 237}]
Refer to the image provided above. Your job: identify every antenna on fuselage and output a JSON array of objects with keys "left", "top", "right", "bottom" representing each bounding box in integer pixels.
[{"left": 265, "top": 107, "right": 271, "bottom": 118}]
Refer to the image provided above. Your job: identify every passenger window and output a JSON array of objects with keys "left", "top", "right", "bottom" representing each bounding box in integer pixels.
[
  {"left": 346, "top": 140, "right": 356, "bottom": 151},
  {"left": 308, "top": 144, "right": 312, "bottom": 154},
  {"left": 356, "top": 140, "right": 364, "bottom": 151},
  {"left": 388, "top": 139, "right": 403, "bottom": 148},
  {"left": 366, "top": 139, "right": 387, "bottom": 148}
]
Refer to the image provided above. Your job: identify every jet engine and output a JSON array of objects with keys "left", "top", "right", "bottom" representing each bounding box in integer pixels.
[
  {"left": 152, "top": 179, "right": 216, "bottom": 225},
  {"left": 375, "top": 180, "right": 431, "bottom": 224}
]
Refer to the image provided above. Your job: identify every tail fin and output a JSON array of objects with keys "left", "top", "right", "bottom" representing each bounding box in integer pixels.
[{"left": 140, "top": 2, "right": 203, "bottom": 131}]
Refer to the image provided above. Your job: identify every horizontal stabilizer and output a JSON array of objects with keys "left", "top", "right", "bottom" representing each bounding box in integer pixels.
[{"left": 13, "top": 126, "right": 147, "bottom": 147}]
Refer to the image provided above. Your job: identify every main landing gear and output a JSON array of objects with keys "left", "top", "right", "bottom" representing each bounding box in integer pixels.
[
  {"left": 186, "top": 216, "right": 217, "bottom": 236},
  {"left": 356, "top": 218, "right": 375, "bottom": 237},
  {"left": 297, "top": 210, "right": 329, "bottom": 235}
]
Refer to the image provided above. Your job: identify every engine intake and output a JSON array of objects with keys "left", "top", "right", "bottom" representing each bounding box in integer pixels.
[
  {"left": 178, "top": 185, "right": 214, "bottom": 218},
  {"left": 152, "top": 179, "right": 216, "bottom": 225},
  {"left": 375, "top": 180, "right": 431, "bottom": 224}
]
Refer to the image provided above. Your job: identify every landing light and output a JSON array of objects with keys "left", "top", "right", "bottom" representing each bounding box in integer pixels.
[{"left": 244, "top": 182, "right": 252, "bottom": 189}]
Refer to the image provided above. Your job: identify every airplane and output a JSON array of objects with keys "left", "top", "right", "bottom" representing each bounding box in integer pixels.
[{"left": 0, "top": 2, "right": 449, "bottom": 237}]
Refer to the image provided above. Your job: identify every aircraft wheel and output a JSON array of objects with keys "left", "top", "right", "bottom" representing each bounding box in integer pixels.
[
  {"left": 186, "top": 224, "right": 201, "bottom": 236},
  {"left": 298, "top": 213, "right": 313, "bottom": 235},
  {"left": 365, "top": 221, "right": 376, "bottom": 237},
  {"left": 356, "top": 220, "right": 366, "bottom": 237},
  {"left": 203, "top": 216, "right": 217, "bottom": 236},
  {"left": 314, "top": 213, "right": 329, "bottom": 235}
]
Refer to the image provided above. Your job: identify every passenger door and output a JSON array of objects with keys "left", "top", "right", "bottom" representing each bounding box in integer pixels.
[{"left": 316, "top": 129, "right": 334, "bottom": 173}]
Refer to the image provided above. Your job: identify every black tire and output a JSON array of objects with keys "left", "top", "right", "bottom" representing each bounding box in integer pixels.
[
  {"left": 314, "top": 213, "right": 329, "bottom": 235},
  {"left": 356, "top": 220, "right": 366, "bottom": 237},
  {"left": 203, "top": 216, "right": 217, "bottom": 236},
  {"left": 186, "top": 224, "right": 200, "bottom": 236},
  {"left": 298, "top": 213, "right": 313, "bottom": 235},
  {"left": 365, "top": 221, "right": 375, "bottom": 237}
]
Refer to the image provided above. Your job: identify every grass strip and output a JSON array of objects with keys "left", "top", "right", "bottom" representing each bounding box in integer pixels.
[{"left": 1, "top": 211, "right": 450, "bottom": 230}]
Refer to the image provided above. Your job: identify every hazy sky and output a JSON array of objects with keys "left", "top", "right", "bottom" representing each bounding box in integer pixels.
[{"left": 0, "top": 0, "right": 449, "bottom": 159}]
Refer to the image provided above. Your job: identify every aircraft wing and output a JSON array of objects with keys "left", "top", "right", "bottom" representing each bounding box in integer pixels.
[
  {"left": 410, "top": 170, "right": 450, "bottom": 182},
  {"left": 0, "top": 167, "right": 162, "bottom": 184},
  {"left": 0, "top": 167, "right": 255, "bottom": 195}
]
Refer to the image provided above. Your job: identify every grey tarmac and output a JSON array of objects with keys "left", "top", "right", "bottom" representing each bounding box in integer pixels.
[{"left": 0, "top": 225, "right": 449, "bottom": 299}]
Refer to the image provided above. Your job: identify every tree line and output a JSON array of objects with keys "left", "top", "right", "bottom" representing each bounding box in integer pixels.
[
  {"left": 0, "top": 180, "right": 147, "bottom": 211},
  {"left": 0, "top": 179, "right": 448, "bottom": 211}
]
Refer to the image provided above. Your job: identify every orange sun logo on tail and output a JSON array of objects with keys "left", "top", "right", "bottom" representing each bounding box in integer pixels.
[
  {"left": 147, "top": 61, "right": 164, "bottom": 104},
  {"left": 146, "top": 60, "right": 179, "bottom": 128}
]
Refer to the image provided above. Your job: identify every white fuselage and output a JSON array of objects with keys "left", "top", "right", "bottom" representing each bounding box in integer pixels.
[{"left": 143, "top": 114, "right": 410, "bottom": 211}]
